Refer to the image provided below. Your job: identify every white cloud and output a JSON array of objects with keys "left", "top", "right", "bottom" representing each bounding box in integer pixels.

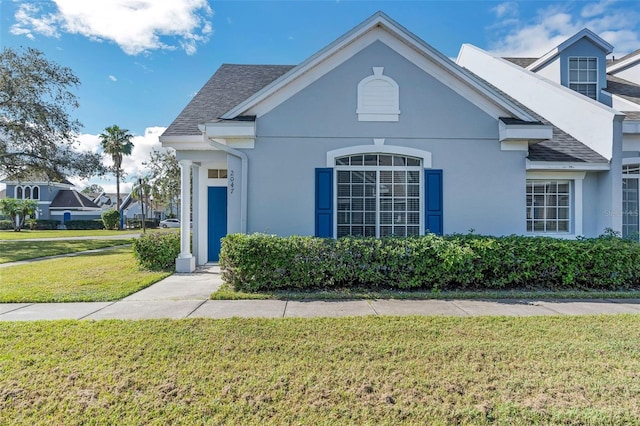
[
  {"left": 71, "top": 126, "right": 167, "bottom": 192},
  {"left": 11, "top": 0, "right": 213, "bottom": 56},
  {"left": 108, "top": 75, "right": 117, "bottom": 82},
  {"left": 492, "top": 2, "right": 518, "bottom": 19},
  {"left": 487, "top": 1, "right": 640, "bottom": 57}
]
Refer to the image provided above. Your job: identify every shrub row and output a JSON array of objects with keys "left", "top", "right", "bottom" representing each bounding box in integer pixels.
[
  {"left": 0, "top": 219, "right": 14, "bottom": 230},
  {"left": 63, "top": 220, "right": 104, "bottom": 230},
  {"left": 27, "top": 219, "right": 60, "bottom": 230},
  {"left": 219, "top": 233, "right": 640, "bottom": 292},
  {"left": 132, "top": 231, "right": 181, "bottom": 271}
]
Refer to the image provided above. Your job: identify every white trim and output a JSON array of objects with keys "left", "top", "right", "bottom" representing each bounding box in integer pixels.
[
  {"left": 526, "top": 171, "right": 586, "bottom": 180},
  {"left": 607, "top": 50, "right": 640, "bottom": 74},
  {"left": 526, "top": 160, "right": 610, "bottom": 171},
  {"left": 612, "top": 95, "right": 640, "bottom": 112},
  {"left": 326, "top": 144, "right": 432, "bottom": 168},
  {"left": 526, "top": 28, "right": 613, "bottom": 72},
  {"left": 222, "top": 12, "right": 536, "bottom": 122},
  {"left": 498, "top": 121, "right": 553, "bottom": 142},
  {"left": 49, "top": 210, "right": 101, "bottom": 216},
  {"left": 574, "top": 178, "right": 583, "bottom": 236},
  {"left": 500, "top": 140, "right": 529, "bottom": 152}
]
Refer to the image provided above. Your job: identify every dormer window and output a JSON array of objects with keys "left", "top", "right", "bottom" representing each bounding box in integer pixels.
[
  {"left": 357, "top": 67, "right": 400, "bottom": 122},
  {"left": 569, "top": 57, "right": 598, "bottom": 99}
]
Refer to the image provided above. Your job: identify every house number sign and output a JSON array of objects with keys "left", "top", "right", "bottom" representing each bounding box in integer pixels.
[{"left": 229, "top": 170, "right": 235, "bottom": 194}]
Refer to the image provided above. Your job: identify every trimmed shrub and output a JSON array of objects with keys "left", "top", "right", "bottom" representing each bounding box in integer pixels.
[
  {"left": 0, "top": 219, "right": 13, "bottom": 230},
  {"left": 26, "top": 219, "right": 60, "bottom": 230},
  {"left": 132, "top": 232, "right": 180, "bottom": 271},
  {"left": 64, "top": 220, "right": 104, "bottom": 230},
  {"left": 219, "top": 233, "right": 640, "bottom": 292},
  {"left": 102, "top": 210, "right": 120, "bottom": 230}
]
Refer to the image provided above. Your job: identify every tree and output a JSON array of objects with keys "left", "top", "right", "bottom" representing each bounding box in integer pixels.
[
  {"left": 131, "top": 174, "right": 152, "bottom": 218},
  {"left": 99, "top": 125, "right": 133, "bottom": 213},
  {"left": 0, "top": 47, "right": 103, "bottom": 181},
  {"left": 143, "top": 149, "right": 180, "bottom": 217},
  {"left": 81, "top": 184, "right": 104, "bottom": 194},
  {"left": 0, "top": 198, "right": 37, "bottom": 231}
]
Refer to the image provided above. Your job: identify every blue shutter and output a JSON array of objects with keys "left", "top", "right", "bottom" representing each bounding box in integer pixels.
[
  {"left": 315, "top": 168, "right": 333, "bottom": 237},
  {"left": 425, "top": 169, "right": 443, "bottom": 235}
]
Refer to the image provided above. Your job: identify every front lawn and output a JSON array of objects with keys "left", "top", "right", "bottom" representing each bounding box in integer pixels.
[
  {"left": 1, "top": 316, "right": 639, "bottom": 424},
  {"left": 0, "top": 229, "right": 137, "bottom": 240},
  {"left": 0, "top": 247, "right": 170, "bottom": 302},
  {"left": 0, "top": 239, "right": 133, "bottom": 263}
]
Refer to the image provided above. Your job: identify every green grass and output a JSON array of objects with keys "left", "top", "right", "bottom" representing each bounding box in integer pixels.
[
  {"left": 1, "top": 315, "right": 639, "bottom": 424},
  {"left": 0, "top": 239, "right": 133, "bottom": 263},
  {"left": 0, "top": 247, "right": 170, "bottom": 302},
  {"left": 0, "top": 229, "right": 136, "bottom": 240},
  {"left": 211, "top": 282, "right": 640, "bottom": 301}
]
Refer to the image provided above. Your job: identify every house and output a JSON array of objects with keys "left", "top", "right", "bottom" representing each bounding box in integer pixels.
[
  {"left": 160, "top": 11, "right": 639, "bottom": 272},
  {"left": 1, "top": 176, "right": 102, "bottom": 224}
]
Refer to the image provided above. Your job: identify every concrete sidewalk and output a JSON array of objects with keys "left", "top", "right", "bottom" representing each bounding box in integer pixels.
[{"left": 1, "top": 266, "right": 640, "bottom": 321}]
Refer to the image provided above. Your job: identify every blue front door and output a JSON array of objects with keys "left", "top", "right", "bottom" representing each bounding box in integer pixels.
[
  {"left": 208, "top": 187, "right": 227, "bottom": 262},
  {"left": 63, "top": 212, "right": 71, "bottom": 224}
]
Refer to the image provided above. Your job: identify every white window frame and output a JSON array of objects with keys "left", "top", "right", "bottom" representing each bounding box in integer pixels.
[
  {"left": 568, "top": 56, "right": 598, "bottom": 100},
  {"left": 622, "top": 162, "right": 640, "bottom": 240},
  {"left": 526, "top": 171, "right": 585, "bottom": 237},
  {"left": 334, "top": 154, "right": 423, "bottom": 238}
]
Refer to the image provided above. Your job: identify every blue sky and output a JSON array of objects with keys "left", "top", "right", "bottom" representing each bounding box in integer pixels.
[{"left": 1, "top": 0, "right": 639, "bottom": 191}]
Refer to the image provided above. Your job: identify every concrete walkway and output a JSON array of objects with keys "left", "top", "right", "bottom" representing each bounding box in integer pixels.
[{"left": 1, "top": 266, "right": 640, "bottom": 321}]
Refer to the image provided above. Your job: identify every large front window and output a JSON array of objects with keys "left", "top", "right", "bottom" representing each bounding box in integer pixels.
[
  {"left": 335, "top": 154, "right": 421, "bottom": 237},
  {"left": 623, "top": 164, "right": 640, "bottom": 240},
  {"left": 526, "top": 180, "right": 571, "bottom": 233},
  {"left": 569, "top": 57, "right": 598, "bottom": 99}
]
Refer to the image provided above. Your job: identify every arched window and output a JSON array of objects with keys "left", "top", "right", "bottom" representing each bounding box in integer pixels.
[
  {"left": 356, "top": 67, "right": 400, "bottom": 122},
  {"left": 24, "top": 187, "right": 31, "bottom": 199},
  {"left": 32, "top": 186, "right": 39, "bottom": 200},
  {"left": 335, "top": 154, "right": 421, "bottom": 237},
  {"left": 16, "top": 187, "right": 23, "bottom": 199}
]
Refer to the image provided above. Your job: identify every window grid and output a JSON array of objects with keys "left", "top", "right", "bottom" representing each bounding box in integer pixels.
[
  {"left": 623, "top": 164, "right": 640, "bottom": 240},
  {"left": 569, "top": 57, "right": 597, "bottom": 99},
  {"left": 335, "top": 154, "right": 421, "bottom": 238},
  {"left": 526, "top": 180, "right": 570, "bottom": 233}
]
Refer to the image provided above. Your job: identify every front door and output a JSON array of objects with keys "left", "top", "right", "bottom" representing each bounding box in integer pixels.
[{"left": 208, "top": 187, "right": 227, "bottom": 262}]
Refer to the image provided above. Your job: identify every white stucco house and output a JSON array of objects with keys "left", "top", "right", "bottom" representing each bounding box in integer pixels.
[{"left": 160, "top": 12, "right": 640, "bottom": 272}]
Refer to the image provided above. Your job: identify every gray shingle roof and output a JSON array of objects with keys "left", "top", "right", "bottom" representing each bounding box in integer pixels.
[
  {"left": 50, "top": 190, "right": 100, "bottom": 209},
  {"left": 502, "top": 57, "right": 538, "bottom": 68},
  {"left": 610, "top": 49, "right": 640, "bottom": 64},
  {"left": 624, "top": 111, "right": 640, "bottom": 120},
  {"left": 606, "top": 75, "right": 640, "bottom": 106},
  {"left": 162, "top": 64, "right": 295, "bottom": 137}
]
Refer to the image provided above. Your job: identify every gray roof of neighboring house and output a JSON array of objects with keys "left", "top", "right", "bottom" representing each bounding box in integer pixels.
[
  {"left": 0, "top": 174, "right": 74, "bottom": 185},
  {"left": 162, "top": 64, "right": 295, "bottom": 137},
  {"left": 624, "top": 111, "right": 640, "bottom": 120},
  {"left": 606, "top": 74, "right": 640, "bottom": 106},
  {"left": 502, "top": 57, "right": 538, "bottom": 68},
  {"left": 50, "top": 190, "right": 101, "bottom": 209},
  {"left": 609, "top": 49, "right": 640, "bottom": 65}
]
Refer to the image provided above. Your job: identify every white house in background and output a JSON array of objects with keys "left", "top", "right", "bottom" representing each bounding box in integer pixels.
[{"left": 160, "top": 11, "right": 639, "bottom": 272}]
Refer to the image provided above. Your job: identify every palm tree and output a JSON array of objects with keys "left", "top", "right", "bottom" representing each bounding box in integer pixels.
[{"left": 99, "top": 125, "right": 134, "bottom": 213}]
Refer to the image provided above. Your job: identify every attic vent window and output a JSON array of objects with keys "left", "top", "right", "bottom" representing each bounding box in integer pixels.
[{"left": 357, "top": 67, "right": 400, "bottom": 122}]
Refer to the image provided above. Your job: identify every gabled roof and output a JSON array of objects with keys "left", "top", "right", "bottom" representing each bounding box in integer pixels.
[
  {"left": 1, "top": 174, "right": 74, "bottom": 186},
  {"left": 527, "top": 28, "right": 613, "bottom": 72},
  {"left": 162, "top": 64, "right": 294, "bottom": 137},
  {"left": 50, "top": 190, "right": 100, "bottom": 210},
  {"left": 220, "top": 11, "right": 538, "bottom": 123},
  {"left": 607, "top": 48, "right": 640, "bottom": 73}
]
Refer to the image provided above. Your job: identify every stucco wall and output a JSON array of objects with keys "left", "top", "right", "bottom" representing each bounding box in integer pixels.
[{"left": 246, "top": 41, "right": 526, "bottom": 236}]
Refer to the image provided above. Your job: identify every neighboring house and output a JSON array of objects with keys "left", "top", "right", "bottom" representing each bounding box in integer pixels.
[
  {"left": 160, "top": 12, "right": 640, "bottom": 272},
  {"left": 1, "top": 176, "right": 102, "bottom": 224},
  {"left": 457, "top": 29, "right": 640, "bottom": 244}
]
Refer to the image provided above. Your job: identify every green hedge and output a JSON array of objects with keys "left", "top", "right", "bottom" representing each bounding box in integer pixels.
[
  {"left": 219, "top": 233, "right": 640, "bottom": 292},
  {"left": 132, "top": 232, "right": 180, "bottom": 271},
  {"left": 27, "top": 219, "right": 60, "bottom": 230},
  {"left": 0, "top": 219, "right": 13, "bottom": 230},
  {"left": 64, "top": 220, "right": 104, "bottom": 230}
]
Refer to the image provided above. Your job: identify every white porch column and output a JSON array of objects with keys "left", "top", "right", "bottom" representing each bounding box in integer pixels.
[{"left": 176, "top": 159, "right": 195, "bottom": 273}]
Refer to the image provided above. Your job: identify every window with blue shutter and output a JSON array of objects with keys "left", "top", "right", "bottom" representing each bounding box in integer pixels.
[
  {"left": 315, "top": 168, "right": 333, "bottom": 237},
  {"left": 424, "top": 169, "right": 443, "bottom": 235}
]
